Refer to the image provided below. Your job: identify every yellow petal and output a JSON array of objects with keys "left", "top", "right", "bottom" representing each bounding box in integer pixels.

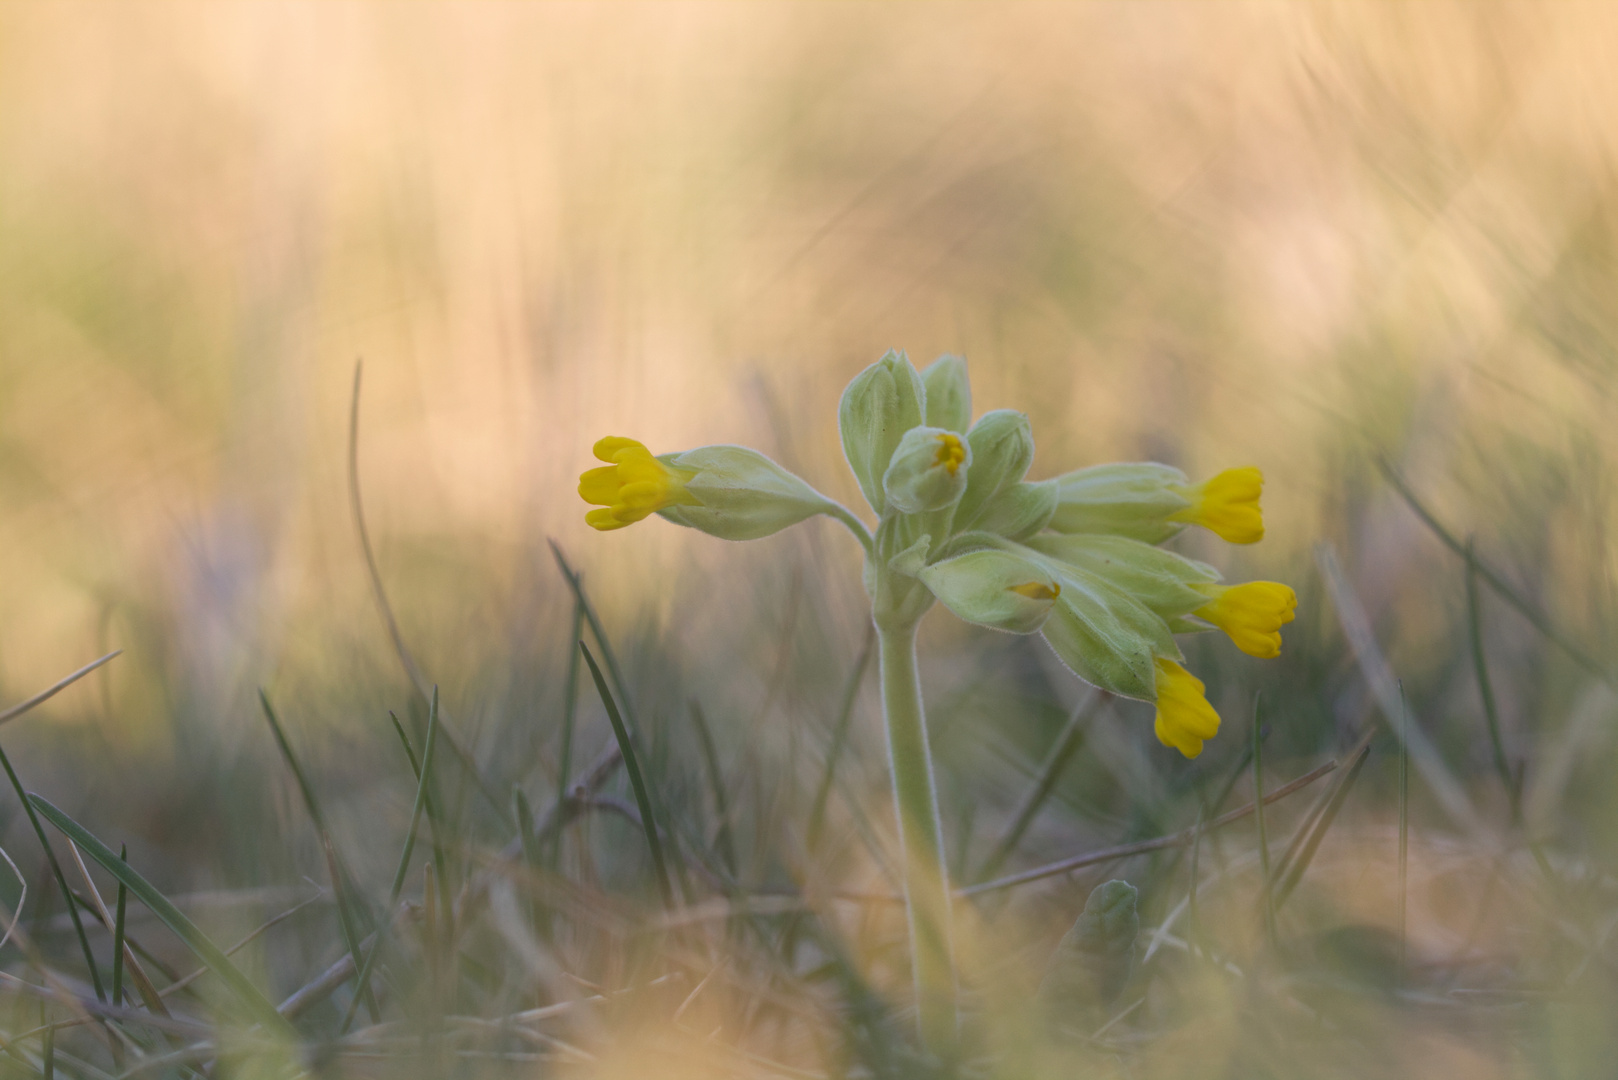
[
  {"left": 578, "top": 465, "right": 621, "bottom": 506},
  {"left": 593, "top": 436, "right": 648, "bottom": 463},
  {"left": 1170, "top": 466, "right": 1264, "bottom": 544},
  {"left": 1152, "top": 657, "right": 1221, "bottom": 758},
  {"left": 1194, "top": 581, "right": 1297, "bottom": 658}
]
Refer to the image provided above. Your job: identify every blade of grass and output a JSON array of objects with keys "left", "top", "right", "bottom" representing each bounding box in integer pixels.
[
  {"left": 111, "top": 846, "right": 127, "bottom": 1008},
  {"left": 1398, "top": 683, "right": 1410, "bottom": 982},
  {"left": 807, "top": 627, "right": 875, "bottom": 855},
  {"left": 1466, "top": 538, "right": 1522, "bottom": 822},
  {"left": 580, "top": 642, "right": 675, "bottom": 911},
  {"left": 0, "top": 744, "right": 105, "bottom": 1002},
  {"left": 1253, "top": 696, "right": 1277, "bottom": 947},
  {"left": 348, "top": 361, "right": 512, "bottom": 830},
  {"left": 341, "top": 686, "right": 442, "bottom": 1035},
  {"left": 550, "top": 542, "right": 639, "bottom": 738},
  {"left": 973, "top": 689, "right": 1102, "bottom": 883},
  {"left": 259, "top": 689, "right": 378, "bottom": 1022},
  {"left": 67, "top": 841, "right": 168, "bottom": 1018},
  {"left": 964, "top": 759, "right": 1338, "bottom": 897},
  {"left": 1377, "top": 456, "right": 1613, "bottom": 685},
  {"left": 1271, "top": 740, "right": 1373, "bottom": 911},
  {"left": 550, "top": 594, "right": 586, "bottom": 872},
  {"left": 28, "top": 796, "right": 292, "bottom": 1035},
  {"left": 0, "top": 651, "right": 122, "bottom": 728},
  {"left": 687, "top": 699, "right": 736, "bottom": 877},
  {"left": 387, "top": 712, "right": 452, "bottom": 921}
]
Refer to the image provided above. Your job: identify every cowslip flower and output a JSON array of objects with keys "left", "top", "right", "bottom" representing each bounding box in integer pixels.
[{"left": 579, "top": 350, "right": 1294, "bottom": 1052}]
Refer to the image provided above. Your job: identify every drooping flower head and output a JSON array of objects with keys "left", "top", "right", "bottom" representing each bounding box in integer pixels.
[{"left": 580, "top": 351, "right": 1293, "bottom": 758}]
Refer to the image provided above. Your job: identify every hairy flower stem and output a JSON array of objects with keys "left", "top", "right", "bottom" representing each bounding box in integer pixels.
[{"left": 877, "top": 617, "right": 958, "bottom": 1058}]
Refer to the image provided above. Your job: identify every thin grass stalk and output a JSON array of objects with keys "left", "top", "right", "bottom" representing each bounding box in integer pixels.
[
  {"left": 1399, "top": 682, "right": 1410, "bottom": 982},
  {"left": 387, "top": 712, "right": 452, "bottom": 922},
  {"left": 1252, "top": 694, "right": 1277, "bottom": 947},
  {"left": 0, "top": 744, "right": 105, "bottom": 1002},
  {"left": 807, "top": 627, "right": 875, "bottom": 854},
  {"left": 580, "top": 642, "right": 677, "bottom": 912},
  {"left": 550, "top": 594, "right": 586, "bottom": 872},
  {"left": 1272, "top": 743, "right": 1372, "bottom": 910},
  {"left": 342, "top": 686, "right": 443, "bottom": 1034},
  {"left": 1466, "top": 539, "right": 1522, "bottom": 822},
  {"left": 551, "top": 541, "right": 641, "bottom": 739},
  {"left": 111, "top": 846, "right": 128, "bottom": 1009},
  {"left": 687, "top": 699, "right": 737, "bottom": 877}
]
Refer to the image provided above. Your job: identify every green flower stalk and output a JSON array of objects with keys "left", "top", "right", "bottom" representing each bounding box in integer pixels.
[{"left": 578, "top": 350, "right": 1295, "bottom": 1056}]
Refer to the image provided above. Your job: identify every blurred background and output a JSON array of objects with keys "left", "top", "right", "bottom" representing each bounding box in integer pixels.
[{"left": 2, "top": 3, "right": 1617, "bottom": 1076}]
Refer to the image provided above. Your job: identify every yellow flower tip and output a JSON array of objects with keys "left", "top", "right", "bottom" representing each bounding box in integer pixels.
[
  {"left": 1152, "top": 657, "right": 1221, "bottom": 759},
  {"left": 1193, "top": 581, "right": 1297, "bottom": 659},
  {"left": 579, "top": 436, "right": 698, "bottom": 531},
  {"left": 934, "top": 432, "right": 967, "bottom": 476},
  {"left": 1169, "top": 466, "right": 1265, "bottom": 544},
  {"left": 1009, "top": 581, "right": 1060, "bottom": 601}
]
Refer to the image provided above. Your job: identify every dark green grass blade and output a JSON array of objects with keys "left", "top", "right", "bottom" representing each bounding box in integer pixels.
[
  {"left": 551, "top": 595, "right": 585, "bottom": 872},
  {"left": 259, "top": 690, "right": 378, "bottom": 1021},
  {"left": 0, "top": 743, "right": 106, "bottom": 1002},
  {"left": 111, "top": 845, "right": 128, "bottom": 1008},
  {"left": 551, "top": 542, "right": 640, "bottom": 737},
  {"left": 342, "top": 686, "right": 442, "bottom": 1034},
  {"left": 808, "top": 629, "right": 875, "bottom": 855},
  {"left": 974, "top": 689, "right": 1101, "bottom": 883},
  {"left": 1253, "top": 695, "right": 1277, "bottom": 946},
  {"left": 1398, "top": 683, "right": 1410, "bottom": 981},
  {"left": 1272, "top": 739, "right": 1372, "bottom": 911},
  {"left": 581, "top": 642, "right": 676, "bottom": 911},
  {"left": 687, "top": 698, "right": 736, "bottom": 876},
  {"left": 29, "top": 795, "right": 292, "bottom": 1035},
  {"left": 1378, "top": 456, "right": 1612, "bottom": 684},
  {"left": 387, "top": 711, "right": 452, "bottom": 916},
  {"left": 1466, "top": 540, "right": 1522, "bottom": 822}
]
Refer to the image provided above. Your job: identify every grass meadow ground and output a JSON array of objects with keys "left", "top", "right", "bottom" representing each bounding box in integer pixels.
[{"left": 2, "top": 3, "right": 1618, "bottom": 1077}]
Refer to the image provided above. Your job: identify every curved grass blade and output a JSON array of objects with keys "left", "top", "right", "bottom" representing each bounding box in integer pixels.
[
  {"left": 341, "top": 686, "right": 442, "bottom": 1034},
  {"left": 0, "top": 651, "right": 121, "bottom": 728},
  {"left": 551, "top": 542, "right": 640, "bottom": 738},
  {"left": 581, "top": 642, "right": 675, "bottom": 911},
  {"left": 111, "top": 846, "right": 128, "bottom": 1008},
  {"left": 688, "top": 699, "right": 736, "bottom": 876},
  {"left": 808, "top": 628, "right": 875, "bottom": 855},
  {"left": 28, "top": 795, "right": 292, "bottom": 1036},
  {"left": 0, "top": 744, "right": 106, "bottom": 1002}
]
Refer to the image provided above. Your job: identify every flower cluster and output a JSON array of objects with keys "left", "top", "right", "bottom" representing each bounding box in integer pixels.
[{"left": 580, "top": 351, "right": 1295, "bottom": 758}]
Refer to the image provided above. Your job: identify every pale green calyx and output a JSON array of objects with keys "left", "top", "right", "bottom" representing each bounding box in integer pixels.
[
  {"left": 1027, "top": 533, "right": 1219, "bottom": 632},
  {"left": 952, "top": 410, "right": 1036, "bottom": 531},
  {"left": 883, "top": 426, "right": 971, "bottom": 515},
  {"left": 839, "top": 350, "right": 926, "bottom": 516},
  {"left": 1047, "top": 462, "right": 1192, "bottom": 544},
  {"left": 920, "top": 354, "right": 972, "bottom": 434},
  {"left": 656, "top": 445, "right": 836, "bottom": 541},
  {"left": 918, "top": 548, "right": 1061, "bottom": 635}
]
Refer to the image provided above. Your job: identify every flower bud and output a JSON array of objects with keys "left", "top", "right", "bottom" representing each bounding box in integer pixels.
[
  {"left": 969, "top": 478, "right": 1058, "bottom": 543},
  {"left": 882, "top": 426, "right": 971, "bottom": 515},
  {"left": 919, "top": 548, "right": 1061, "bottom": 634},
  {"left": 838, "top": 351, "right": 925, "bottom": 516},
  {"left": 656, "top": 445, "right": 835, "bottom": 541},
  {"left": 953, "top": 410, "right": 1036, "bottom": 530},
  {"left": 920, "top": 354, "right": 972, "bottom": 434},
  {"left": 1028, "top": 533, "right": 1218, "bottom": 628}
]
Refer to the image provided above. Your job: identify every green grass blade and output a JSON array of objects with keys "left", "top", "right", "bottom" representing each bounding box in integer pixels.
[
  {"left": 1398, "top": 682, "right": 1410, "bottom": 982},
  {"left": 387, "top": 711, "right": 452, "bottom": 918},
  {"left": 688, "top": 698, "right": 736, "bottom": 876},
  {"left": 1272, "top": 740, "right": 1372, "bottom": 911},
  {"left": 808, "top": 628, "right": 875, "bottom": 855},
  {"left": 112, "top": 844, "right": 128, "bottom": 1008},
  {"left": 342, "top": 686, "right": 442, "bottom": 1034},
  {"left": 581, "top": 642, "right": 676, "bottom": 911},
  {"left": 0, "top": 743, "right": 106, "bottom": 1002},
  {"left": 1252, "top": 694, "right": 1277, "bottom": 947},
  {"left": 551, "top": 595, "right": 585, "bottom": 872},
  {"left": 1378, "top": 456, "right": 1612, "bottom": 685},
  {"left": 974, "top": 688, "right": 1100, "bottom": 883},
  {"left": 28, "top": 795, "right": 292, "bottom": 1035},
  {"left": 259, "top": 689, "right": 377, "bottom": 1022},
  {"left": 551, "top": 541, "right": 640, "bottom": 737},
  {"left": 1466, "top": 539, "right": 1521, "bottom": 822}
]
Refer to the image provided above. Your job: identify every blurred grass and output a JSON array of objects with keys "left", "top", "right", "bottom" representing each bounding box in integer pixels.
[{"left": 0, "top": 2, "right": 1617, "bottom": 1077}]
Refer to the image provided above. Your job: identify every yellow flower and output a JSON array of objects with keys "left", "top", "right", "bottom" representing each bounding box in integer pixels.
[
  {"left": 578, "top": 436, "right": 698, "bottom": 531},
  {"left": 1168, "top": 467, "right": 1264, "bottom": 544},
  {"left": 1193, "top": 581, "right": 1297, "bottom": 659},
  {"left": 1153, "top": 657, "right": 1221, "bottom": 759}
]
